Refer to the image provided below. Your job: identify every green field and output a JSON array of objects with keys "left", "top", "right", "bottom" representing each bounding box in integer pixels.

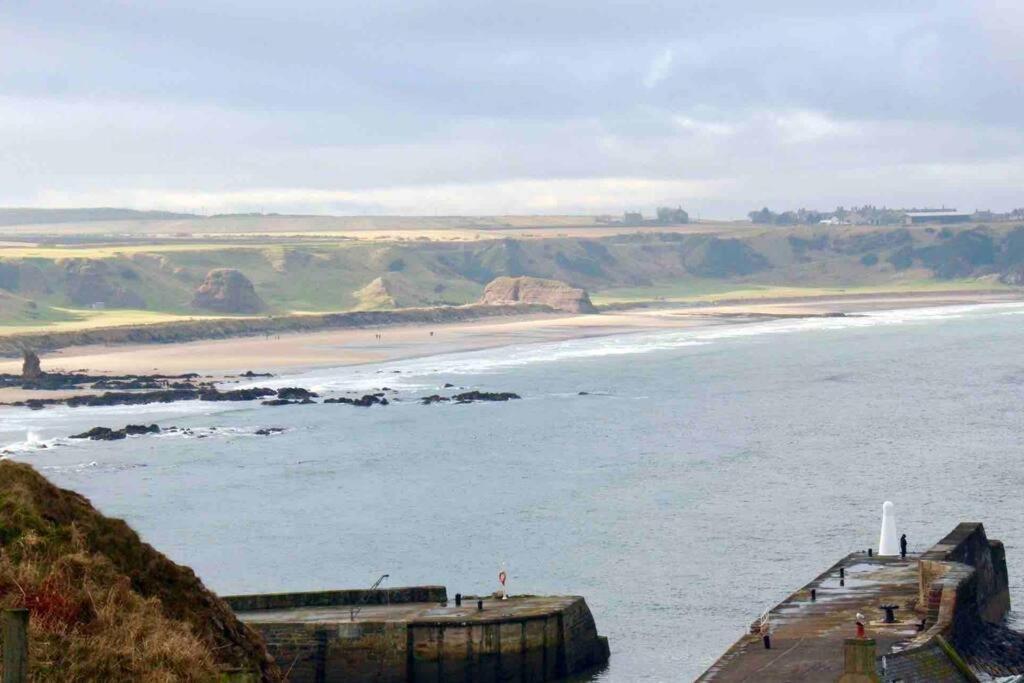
[{"left": 0, "top": 218, "right": 1020, "bottom": 335}]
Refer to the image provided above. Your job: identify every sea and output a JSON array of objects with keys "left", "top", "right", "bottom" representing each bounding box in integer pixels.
[{"left": 4, "top": 302, "right": 1024, "bottom": 681}]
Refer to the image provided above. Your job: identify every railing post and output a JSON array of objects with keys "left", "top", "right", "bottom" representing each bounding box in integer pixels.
[{"left": 2, "top": 608, "right": 29, "bottom": 683}]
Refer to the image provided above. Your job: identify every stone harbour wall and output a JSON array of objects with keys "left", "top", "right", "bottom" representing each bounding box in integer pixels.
[
  {"left": 883, "top": 522, "right": 1011, "bottom": 678},
  {"left": 230, "top": 590, "right": 608, "bottom": 683}
]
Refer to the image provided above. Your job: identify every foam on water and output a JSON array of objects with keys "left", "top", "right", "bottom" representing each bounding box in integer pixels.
[{"left": 237, "top": 301, "right": 1024, "bottom": 394}]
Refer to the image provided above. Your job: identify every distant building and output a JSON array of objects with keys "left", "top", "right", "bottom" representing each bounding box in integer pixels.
[
  {"left": 904, "top": 210, "right": 972, "bottom": 225},
  {"left": 622, "top": 211, "right": 644, "bottom": 225},
  {"left": 656, "top": 206, "right": 690, "bottom": 225}
]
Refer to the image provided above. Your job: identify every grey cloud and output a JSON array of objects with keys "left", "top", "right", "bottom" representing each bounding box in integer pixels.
[{"left": 0, "top": 1, "right": 1022, "bottom": 215}]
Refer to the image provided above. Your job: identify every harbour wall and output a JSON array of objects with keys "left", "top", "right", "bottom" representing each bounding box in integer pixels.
[
  {"left": 884, "top": 522, "right": 1010, "bottom": 675},
  {"left": 225, "top": 587, "right": 609, "bottom": 683}
]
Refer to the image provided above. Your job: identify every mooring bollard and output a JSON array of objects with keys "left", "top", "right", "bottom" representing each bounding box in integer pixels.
[
  {"left": 762, "top": 634, "right": 771, "bottom": 650},
  {"left": 455, "top": 593, "right": 462, "bottom": 606},
  {"left": 477, "top": 599, "right": 483, "bottom": 611},
  {"left": 3, "top": 608, "right": 29, "bottom": 683}
]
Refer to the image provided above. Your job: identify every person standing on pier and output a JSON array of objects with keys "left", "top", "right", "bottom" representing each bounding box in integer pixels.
[{"left": 900, "top": 534, "right": 908, "bottom": 559}]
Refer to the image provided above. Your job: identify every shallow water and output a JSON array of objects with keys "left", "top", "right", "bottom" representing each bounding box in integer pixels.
[{"left": 5, "top": 302, "right": 1024, "bottom": 680}]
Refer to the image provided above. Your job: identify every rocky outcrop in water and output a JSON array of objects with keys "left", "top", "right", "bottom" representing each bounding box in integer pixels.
[
  {"left": 421, "top": 390, "right": 521, "bottom": 404},
  {"left": 276, "top": 387, "right": 318, "bottom": 400},
  {"left": 191, "top": 269, "right": 264, "bottom": 313},
  {"left": 261, "top": 398, "right": 315, "bottom": 406},
  {"left": 324, "top": 394, "right": 389, "bottom": 407},
  {"left": 71, "top": 424, "right": 161, "bottom": 440},
  {"left": 480, "top": 276, "right": 597, "bottom": 313}
]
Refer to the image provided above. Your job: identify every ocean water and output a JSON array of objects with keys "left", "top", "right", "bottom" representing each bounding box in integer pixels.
[{"left": 5, "top": 302, "right": 1024, "bottom": 681}]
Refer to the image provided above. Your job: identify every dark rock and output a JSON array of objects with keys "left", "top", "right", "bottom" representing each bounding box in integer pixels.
[
  {"left": 199, "top": 388, "right": 277, "bottom": 401},
  {"left": 70, "top": 427, "right": 126, "bottom": 441},
  {"left": 21, "top": 350, "right": 42, "bottom": 380},
  {"left": 452, "top": 391, "right": 521, "bottom": 403},
  {"left": 276, "top": 387, "right": 318, "bottom": 400},
  {"left": 71, "top": 424, "right": 160, "bottom": 440},
  {"left": 443, "top": 383, "right": 455, "bottom": 388},
  {"left": 241, "top": 370, "right": 274, "bottom": 377},
  {"left": 578, "top": 391, "right": 589, "bottom": 395},
  {"left": 65, "top": 389, "right": 199, "bottom": 408},
  {"left": 123, "top": 424, "right": 160, "bottom": 435},
  {"left": 91, "top": 378, "right": 162, "bottom": 390},
  {"left": 254, "top": 427, "right": 285, "bottom": 436},
  {"left": 260, "top": 398, "right": 314, "bottom": 406},
  {"left": 324, "top": 394, "right": 386, "bottom": 407},
  {"left": 421, "top": 394, "right": 450, "bottom": 405}
]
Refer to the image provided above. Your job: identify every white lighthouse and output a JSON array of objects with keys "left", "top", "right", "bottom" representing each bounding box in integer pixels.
[{"left": 878, "top": 501, "right": 899, "bottom": 556}]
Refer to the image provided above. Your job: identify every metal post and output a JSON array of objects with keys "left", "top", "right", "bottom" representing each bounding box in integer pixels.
[
  {"left": 3, "top": 608, "right": 29, "bottom": 683},
  {"left": 810, "top": 588, "right": 816, "bottom": 602}
]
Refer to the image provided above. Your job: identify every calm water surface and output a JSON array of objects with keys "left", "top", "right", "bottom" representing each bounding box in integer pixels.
[{"left": 5, "top": 303, "right": 1024, "bottom": 681}]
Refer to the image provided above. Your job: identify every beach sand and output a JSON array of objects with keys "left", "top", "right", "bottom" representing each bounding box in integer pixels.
[{"left": 0, "top": 290, "right": 1020, "bottom": 382}]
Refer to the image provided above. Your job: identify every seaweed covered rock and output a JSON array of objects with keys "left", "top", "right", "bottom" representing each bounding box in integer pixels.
[
  {"left": 191, "top": 268, "right": 264, "bottom": 313},
  {"left": 0, "top": 461, "right": 280, "bottom": 680},
  {"left": 480, "top": 276, "right": 597, "bottom": 313}
]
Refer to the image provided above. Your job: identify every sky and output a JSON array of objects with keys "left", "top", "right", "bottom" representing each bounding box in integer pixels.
[{"left": 1, "top": 1, "right": 1022, "bottom": 218}]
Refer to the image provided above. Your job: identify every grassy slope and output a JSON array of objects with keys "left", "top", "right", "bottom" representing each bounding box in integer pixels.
[
  {"left": 0, "top": 460, "right": 278, "bottom": 680},
  {"left": 0, "top": 221, "right": 1021, "bottom": 333}
]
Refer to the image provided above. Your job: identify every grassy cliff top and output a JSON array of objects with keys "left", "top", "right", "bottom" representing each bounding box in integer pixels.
[{"left": 0, "top": 460, "right": 279, "bottom": 681}]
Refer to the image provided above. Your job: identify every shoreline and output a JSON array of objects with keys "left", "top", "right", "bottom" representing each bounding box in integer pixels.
[{"left": 0, "top": 290, "right": 1020, "bottom": 390}]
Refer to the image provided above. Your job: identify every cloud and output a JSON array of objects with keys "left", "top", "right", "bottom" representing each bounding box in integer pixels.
[
  {"left": 643, "top": 49, "right": 674, "bottom": 89},
  {"left": 0, "top": 2, "right": 1022, "bottom": 217}
]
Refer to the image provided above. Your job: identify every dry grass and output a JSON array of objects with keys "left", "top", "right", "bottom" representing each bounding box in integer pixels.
[{"left": 0, "top": 461, "right": 279, "bottom": 681}]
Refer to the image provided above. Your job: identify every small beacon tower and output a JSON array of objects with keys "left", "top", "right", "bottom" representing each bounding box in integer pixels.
[{"left": 878, "top": 501, "right": 898, "bottom": 556}]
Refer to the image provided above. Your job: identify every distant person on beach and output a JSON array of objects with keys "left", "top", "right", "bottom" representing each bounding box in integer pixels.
[{"left": 900, "top": 534, "right": 907, "bottom": 559}]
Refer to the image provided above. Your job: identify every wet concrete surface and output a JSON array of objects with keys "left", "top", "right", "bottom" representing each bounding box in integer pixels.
[{"left": 698, "top": 553, "right": 921, "bottom": 681}]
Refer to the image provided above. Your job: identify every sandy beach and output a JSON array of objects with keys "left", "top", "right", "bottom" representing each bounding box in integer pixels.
[{"left": 0, "top": 290, "right": 1020, "bottom": 384}]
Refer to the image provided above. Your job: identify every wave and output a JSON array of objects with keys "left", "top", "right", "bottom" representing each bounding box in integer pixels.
[
  {"left": 0, "top": 425, "right": 288, "bottom": 456},
  {"left": 239, "top": 301, "right": 1024, "bottom": 392}
]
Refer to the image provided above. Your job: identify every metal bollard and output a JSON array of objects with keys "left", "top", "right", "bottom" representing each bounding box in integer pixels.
[
  {"left": 763, "top": 634, "right": 771, "bottom": 649},
  {"left": 477, "top": 599, "right": 483, "bottom": 611},
  {"left": 3, "top": 608, "right": 29, "bottom": 683},
  {"left": 455, "top": 593, "right": 462, "bottom": 606}
]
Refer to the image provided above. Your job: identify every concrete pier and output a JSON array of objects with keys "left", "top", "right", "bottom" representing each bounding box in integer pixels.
[
  {"left": 225, "top": 586, "right": 609, "bottom": 682},
  {"left": 699, "top": 522, "right": 1023, "bottom": 681}
]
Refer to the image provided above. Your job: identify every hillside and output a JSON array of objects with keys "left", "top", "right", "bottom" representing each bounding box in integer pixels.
[
  {"left": 0, "top": 221, "right": 1021, "bottom": 331},
  {"left": 0, "top": 208, "right": 198, "bottom": 227},
  {"left": 0, "top": 460, "right": 278, "bottom": 680}
]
